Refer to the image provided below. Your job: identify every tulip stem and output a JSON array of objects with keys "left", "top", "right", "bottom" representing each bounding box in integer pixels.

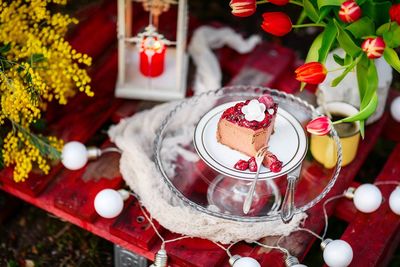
[
  {"left": 289, "top": 0, "right": 303, "bottom": 6},
  {"left": 292, "top": 23, "right": 325, "bottom": 28},
  {"left": 256, "top": 0, "right": 268, "bottom": 4}
]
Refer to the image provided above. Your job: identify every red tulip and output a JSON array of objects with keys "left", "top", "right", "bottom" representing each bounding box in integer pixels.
[
  {"left": 295, "top": 62, "right": 327, "bottom": 84},
  {"left": 390, "top": 3, "right": 400, "bottom": 25},
  {"left": 306, "top": 116, "right": 331, "bottom": 136},
  {"left": 361, "top": 37, "right": 386, "bottom": 59},
  {"left": 339, "top": 0, "right": 362, "bottom": 23},
  {"left": 268, "top": 0, "right": 289, "bottom": 6},
  {"left": 229, "top": 0, "right": 256, "bottom": 17},
  {"left": 261, "top": 12, "right": 292, "bottom": 37}
]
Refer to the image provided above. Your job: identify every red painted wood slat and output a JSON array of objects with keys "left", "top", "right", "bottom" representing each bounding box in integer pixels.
[{"left": 339, "top": 143, "right": 400, "bottom": 267}]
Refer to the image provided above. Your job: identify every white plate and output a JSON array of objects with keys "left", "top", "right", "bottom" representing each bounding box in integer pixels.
[{"left": 193, "top": 101, "right": 308, "bottom": 180}]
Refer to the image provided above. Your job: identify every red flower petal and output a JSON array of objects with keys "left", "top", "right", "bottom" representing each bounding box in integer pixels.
[
  {"left": 338, "top": 0, "right": 362, "bottom": 23},
  {"left": 306, "top": 116, "right": 331, "bottom": 136},
  {"left": 361, "top": 37, "right": 386, "bottom": 59},
  {"left": 230, "top": 0, "right": 257, "bottom": 17},
  {"left": 295, "top": 62, "right": 327, "bottom": 84},
  {"left": 261, "top": 12, "right": 292, "bottom": 37}
]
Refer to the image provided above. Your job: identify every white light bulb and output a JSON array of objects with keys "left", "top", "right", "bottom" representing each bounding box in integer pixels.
[
  {"left": 353, "top": 184, "right": 382, "bottom": 213},
  {"left": 323, "top": 240, "right": 353, "bottom": 267},
  {"left": 231, "top": 256, "right": 261, "bottom": 267},
  {"left": 94, "top": 189, "right": 125, "bottom": 218},
  {"left": 61, "top": 141, "right": 88, "bottom": 170},
  {"left": 389, "top": 186, "right": 400, "bottom": 215},
  {"left": 390, "top": 96, "right": 400, "bottom": 122}
]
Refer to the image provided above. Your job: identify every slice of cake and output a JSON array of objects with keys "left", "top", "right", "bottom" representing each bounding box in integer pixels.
[{"left": 216, "top": 94, "right": 278, "bottom": 158}]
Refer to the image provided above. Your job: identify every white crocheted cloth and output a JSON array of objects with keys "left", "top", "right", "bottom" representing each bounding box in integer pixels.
[{"left": 109, "top": 26, "right": 306, "bottom": 244}]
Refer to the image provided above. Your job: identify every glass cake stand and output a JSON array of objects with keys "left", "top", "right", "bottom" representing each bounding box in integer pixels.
[{"left": 154, "top": 86, "right": 342, "bottom": 222}]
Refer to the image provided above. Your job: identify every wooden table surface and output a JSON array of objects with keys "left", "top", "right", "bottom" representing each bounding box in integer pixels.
[{"left": 1, "top": 1, "right": 400, "bottom": 266}]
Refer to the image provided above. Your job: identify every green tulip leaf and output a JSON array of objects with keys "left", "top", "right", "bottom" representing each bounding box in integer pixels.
[
  {"left": 306, "top": 33, "right": 323, "bottom": 63},
  {"left": 362, "top": 1, "right": 392, "bottom": 27},
  {"left": 345, "top": 17, "right": 375, "bottom": 39},
  {"left": 383, "top": 47, "right": 400, "bottom": 73},
  {"left": 333, "top": 53, "right": 345, "bottom": 66},
  {"left": 331, "top": 55, "right": 361, "bottom": 87},
  {"left": 361, "top": 58, "right": 378, "bottom": 107},
  {"left": 376, "top": 22, "right": 393, "bottom": 35},
  {"left": 303, "top": 0, "right": 320, "bottom": 23},
  {"left": 359, "top": 120, "right": 365, "bottom": 139},
  {"left": 356, "top": 0, "right": 367, "bottom": 6},
  {"left": 296, "top": 10, "right": 308, "bottom": 25},
  {"left": 317, "top": 0, "right": 341, "bottom": 9},
  {"left": 382, "top": 23, "right": 400, "bottom": 48},
  {"left": 356, "top": 54, "right": 369, "bottom": 102},
  {"left": 318, "top": 7, "right": 333, "bottom": 23},
  {"left": 300, "top": 82, "right": 307, "bottom": 91},
  {"left": 333, "top": 92, "right": 378, "bottom": 123},
  {"left": 318, "top": 20, "right": 338, "bottom": 63},
  {"left": 334, "top": 19, "right": 362, "bottom": 57}
]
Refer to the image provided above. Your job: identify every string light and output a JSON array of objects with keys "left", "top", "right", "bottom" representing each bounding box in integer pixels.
[
  {"left": 374, "top": 181, "right": 400, "bottom": 215},
  {"left": 61, "top": 141, "right": 121, "bottom": 170},
  {"left": 137, "top": 198, "right": 192, "bottom": 267},
  {"left": 94, "top": 189, "right": 129, "bottom": 218}
]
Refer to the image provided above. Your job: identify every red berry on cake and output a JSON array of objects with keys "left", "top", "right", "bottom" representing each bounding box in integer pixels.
[
  {"left": 216, "top": 94, "right": 278, "bottom": 158},
  {"left": 234, "top": 159, "right": 249, "bottom": 171},
  {"left": 263, "top": 151, "right": 283, "bottom": 173},
  {"left": 248, "top": 157, "right": 258, "bottom": 172}
]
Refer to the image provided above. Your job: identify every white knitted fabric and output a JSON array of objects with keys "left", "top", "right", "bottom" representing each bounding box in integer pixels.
[{"left": 109, "top": 26, "right": 306, "bottom": 244}]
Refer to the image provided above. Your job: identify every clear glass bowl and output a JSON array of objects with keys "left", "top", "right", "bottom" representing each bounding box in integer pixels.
[{"left": 154, "top": 86, "right": 342, "bottom": 222}]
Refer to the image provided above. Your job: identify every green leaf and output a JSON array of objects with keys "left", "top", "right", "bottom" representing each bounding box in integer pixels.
[
  {"left": 334, "top": 19, "right": 362, "bottom": 58},
  {"left": 300, "top": 82, "right": 307, "bottom": 91},
  {"left": 333, "top": 53, "right": 345, "bottom": 66},
  {"left": 356, "top": 54, "right": 369, "bottom": 101},
  {"left": 318, "top": 20, "right": 338, "bottom": 63},
  {"left": 344, "top": 53, "right": 352, "bottom": 65},
  {"left": 359, "top": 120, "right": 365, "bottom": 139},
  {"left": 361, "top": 58, "right": 378, "bottom": 107},
  {"left": 306, "top": 33, "right": 323, "bottom": 62},
  {"left": 345, "top": 17, "right": 375, "bottom": 39},
  {"left": 331, "top": 55, "right": 361, "bottom": 87},
  {"left": 317, "top": 7, "right": 332, "bottom": 23},
  {"left": 317, "top": 0, "right": 341, "bottom": 9},
  {"left": 376, "top": 22, "right": 393, "bottom": 35},
  {"left": 0, "top": 43, "right": 10, "bottom": 54},
  {"left": 362, "top": 1, "right": 391, "bottom": 27},
  {"left": 383, "top": 47, "right": 400, "bottom": 73},
  {"left": 296, "top": 10, "right": 308, "bottom": 25},
  {"left": 382, "top": 23, "right": 400, "bottom": 48},
  {"left": 333, "top": 92, "right": 378, "bottom": 123},
  {"left": 303, "top": 0, "right": 320, "bottom": 23},
  {"left": 30, "top": 53, "right": 45, "bottom": 64}
]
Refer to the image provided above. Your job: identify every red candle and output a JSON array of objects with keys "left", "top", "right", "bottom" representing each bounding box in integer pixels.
[{"left": 139, "top": 37, "right": 166, "bottom": 77}]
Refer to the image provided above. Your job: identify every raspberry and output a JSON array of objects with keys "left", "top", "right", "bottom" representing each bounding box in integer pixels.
[
  {"left": 264, "top": 151, "right": 282, "bottom": 173},
  {"left": 234, "top": 159, "right": 249, "bottom": 171},
  {"left": 248, "top": 157, "right": 258, "bottom": 172}
]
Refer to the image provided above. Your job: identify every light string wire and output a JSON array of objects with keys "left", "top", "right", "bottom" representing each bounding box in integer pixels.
[
  {"left": 296, "top": 193, "right": 345, "bottom": 241},
  {"left": 254, "top": 235, "right": 290, "bottom": 257},
  {"left": 134, "top": 194, "right": 192, "bottom": 250},
  {"left": 211, "top": 241, "right": 238, "bottom": 258}
]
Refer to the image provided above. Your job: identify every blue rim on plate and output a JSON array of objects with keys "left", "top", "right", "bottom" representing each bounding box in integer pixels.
[{"left": 193, "top": 101, "right": 308, "bottom": 180}]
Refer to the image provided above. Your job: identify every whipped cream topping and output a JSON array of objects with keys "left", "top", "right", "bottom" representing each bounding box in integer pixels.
[{"left": 241, "top": 99, "right": 266, "bottom": 122}]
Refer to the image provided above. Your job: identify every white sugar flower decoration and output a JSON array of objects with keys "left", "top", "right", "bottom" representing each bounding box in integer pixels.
[{"left": 241, "top": 99, "right": 266, "bottom": 122}]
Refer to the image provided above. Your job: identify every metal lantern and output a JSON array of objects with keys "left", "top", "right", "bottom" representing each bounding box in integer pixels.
[{"left": 116, "top": 0, "right": 188, "bottom": 101}]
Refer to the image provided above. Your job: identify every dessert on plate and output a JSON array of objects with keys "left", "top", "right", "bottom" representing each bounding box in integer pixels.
[{"left": 216, "top": 94, "right": 282, "bottom": 172}]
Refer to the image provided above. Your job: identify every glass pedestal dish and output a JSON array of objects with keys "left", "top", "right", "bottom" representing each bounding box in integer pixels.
[{"left": 154, "top": 86, "right": 342, "bottom": 222}]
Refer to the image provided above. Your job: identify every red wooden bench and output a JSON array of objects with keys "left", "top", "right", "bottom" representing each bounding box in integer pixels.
[{"left": 1, "top": 1, "right": 400, "bottom": 266}]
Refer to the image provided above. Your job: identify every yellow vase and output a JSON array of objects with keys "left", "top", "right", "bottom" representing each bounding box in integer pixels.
[{"left": 310, "top": 102, "right": 360, "bottom": 169}]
